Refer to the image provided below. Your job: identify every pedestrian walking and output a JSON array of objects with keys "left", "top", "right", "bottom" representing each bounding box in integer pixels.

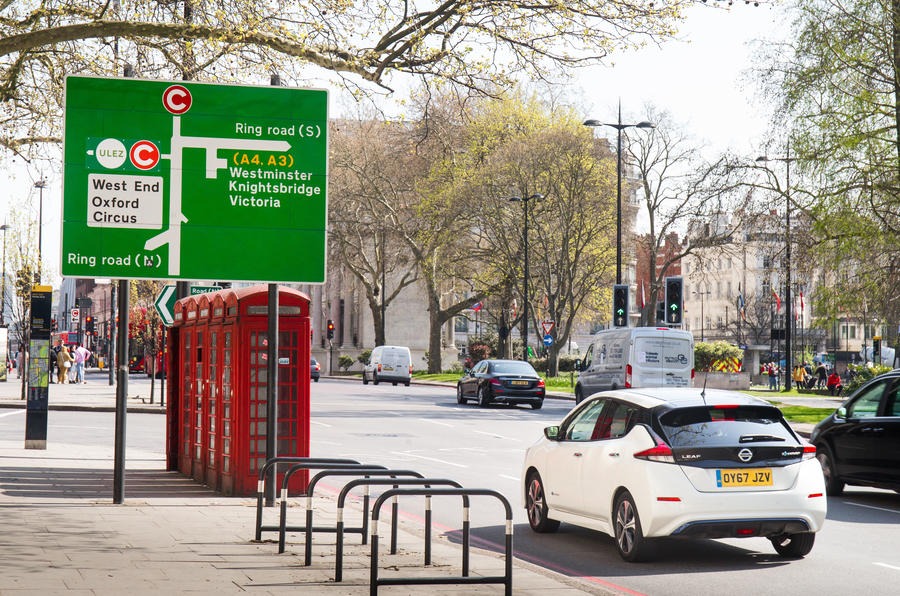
[
  {"left": 74, "top": 344, "right": 91, "bottom": 384},
  {"left": 56, "top": 344, "right": 73, "bottom": 384},
  {"left": 15, "top": 349, "right": 24, "bottom": 378}
]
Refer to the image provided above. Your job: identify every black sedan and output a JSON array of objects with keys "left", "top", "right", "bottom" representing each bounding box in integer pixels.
[
  {"left": 457, "top": 359, "right": 545, "bottom": 409},
  {"left": 811, "top": 370, "right": 900, "bottom": 495}
]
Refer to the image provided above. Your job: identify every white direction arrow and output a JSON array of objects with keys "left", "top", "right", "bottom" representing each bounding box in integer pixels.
[{"left": 154, "top": 284, "right": 177, "bottom": 326}]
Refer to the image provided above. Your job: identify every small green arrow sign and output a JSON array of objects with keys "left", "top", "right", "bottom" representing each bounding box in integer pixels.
[
  {"left": 670, "top": 304, "right": 679, "bottom": 311},
  {"left": 154, "top": 285, "right": 176, "bottom": 326}
]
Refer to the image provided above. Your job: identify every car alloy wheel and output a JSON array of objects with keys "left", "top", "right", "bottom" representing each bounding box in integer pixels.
[
  {"left": 614, "top": 491, "right": 652, "bottom": 562},
  {"left": 525, "top": 472, "right": 559, "bottom": 533},
  {"left": 770, "top": 532, "right": 816, "bottom": 558},
  {"left": 478, "top": 386, "right": 491, "bottom": 407},
  {"left": 530, "top": 399, "right": 543, "bottom": 410},
  {"left": 456, "top": 385, "right": 467, "bottom": 405},
  {"left": 816, "top": 446, "right": 844, "bottom": 496}
]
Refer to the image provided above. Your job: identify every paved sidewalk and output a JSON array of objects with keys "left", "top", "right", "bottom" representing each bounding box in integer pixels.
[{"left": 0, "top": 375, "right": 613, "bottom": 595}]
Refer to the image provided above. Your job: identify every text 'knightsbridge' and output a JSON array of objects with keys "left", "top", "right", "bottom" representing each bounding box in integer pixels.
[{"left": 228, "top": 166, "right": 322, "bottom": 207}]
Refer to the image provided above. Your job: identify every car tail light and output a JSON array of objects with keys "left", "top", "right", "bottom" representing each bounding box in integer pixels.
[
  {"left": 801, "top": 444, "right": 816, "bottom": 461},
  {"left": 409, "top": 365, "right": 413, "bottom": 375},
  {"left": 633, "top": 439, "right": 675, "bottom": 463},
  {"left": 314, "top": 363, "right": 320, "bottom": 371},
  {"left": 490, "top": 378, "right": 503, "bottom": 387},
  {"left": 537, "top": 379, "right": 545, "bottom": 388},
  {"left": 736, "top": 528, "right": 758, "bottom": 537},
  {"left": 377, "top": 364, "right": 382, "bottom": 372},
  {"left": 691, "top": 368, "right": 695, "bottom": 380},
  {"left": 625, "top": 364, "right": 632, "bottom": 388}
]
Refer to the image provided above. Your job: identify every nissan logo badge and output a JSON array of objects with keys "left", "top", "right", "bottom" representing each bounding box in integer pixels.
[{"left": 738, "top": 448, "right": 753, "bottom": 462}]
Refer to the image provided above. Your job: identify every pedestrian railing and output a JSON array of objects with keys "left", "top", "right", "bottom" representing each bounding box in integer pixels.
[
  {"left": 368, "top": 487, "right": 513, "bottom": 596},
  {"left": 253, "top": 456, "right": 364, "bottom": 541},
  {"left": 279, "top": 468, "right": 423, "bottom": 558},
  {"left": 333, "top": 477, "right": 465, "bottom": 582}
]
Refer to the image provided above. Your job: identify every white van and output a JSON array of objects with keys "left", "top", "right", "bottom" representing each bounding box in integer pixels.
[
  {"left": 363, "top": 345, "right": 413, "bottom": 386},
  {"left": 574, "top": 327, "right": 694, "bottom": 403}
]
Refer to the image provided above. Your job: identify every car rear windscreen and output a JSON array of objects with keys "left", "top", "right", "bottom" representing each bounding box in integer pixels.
[
  {"left": 658, "top": 405, "right": 794, "bottom": 448},
  {"left": 491, "top": 361, "right": 537, "bottom": 375},
  {"left": 634, "top": 338, "right": 692, "bottom": 369}
]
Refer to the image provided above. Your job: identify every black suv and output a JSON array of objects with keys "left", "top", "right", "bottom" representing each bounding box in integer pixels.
[{"left": 811, "top": 370, "right": 900, "bottom": 495}]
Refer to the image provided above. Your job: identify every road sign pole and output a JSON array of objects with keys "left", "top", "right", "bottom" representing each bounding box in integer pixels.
[{"left": 113, "top": 278, "right": 129, "bottom": 504}]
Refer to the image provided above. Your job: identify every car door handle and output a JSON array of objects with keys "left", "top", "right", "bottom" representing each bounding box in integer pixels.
[
  {"left": 608, "top": 452, "right": 620, "bottom": 458},
  {"left": 861, "top": 427, "right": 884, "bottom": 433},
  {"left": 573, "top": 452, "right": 583, "bottom": 457}
]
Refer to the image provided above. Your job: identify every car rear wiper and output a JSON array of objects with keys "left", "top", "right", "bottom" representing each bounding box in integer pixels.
[{"left": 739, "top": 434, "right": 786, "bottom": 443}]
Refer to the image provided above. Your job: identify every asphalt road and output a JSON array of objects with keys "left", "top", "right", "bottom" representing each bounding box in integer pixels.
[{"left": 2, "top": 377, "right": 897, "bottom": 595}]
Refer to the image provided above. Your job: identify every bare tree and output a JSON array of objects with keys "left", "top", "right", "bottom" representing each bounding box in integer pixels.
[{"left": 329, "top": 117, "right": 420, "bottom": 346}]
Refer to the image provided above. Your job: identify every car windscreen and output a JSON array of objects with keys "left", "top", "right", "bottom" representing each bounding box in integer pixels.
[
  {"left": 490, "top": 361, "right": 537, "bottom": 375},
  {"left": 658, "top": 405, "right": 794, "bottom": 448}
]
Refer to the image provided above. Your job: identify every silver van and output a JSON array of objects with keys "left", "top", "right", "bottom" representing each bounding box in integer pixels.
[
  {"left": 574, "top": 327, "right": 694, "bottom": 403},
  {"left": 363, "top": 345, "right": 412, "bottom": 386}
]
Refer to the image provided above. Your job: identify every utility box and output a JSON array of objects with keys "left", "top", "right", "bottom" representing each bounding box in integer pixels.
[{"left": 166, "top": 285, "right": 311, "bottom": 496}]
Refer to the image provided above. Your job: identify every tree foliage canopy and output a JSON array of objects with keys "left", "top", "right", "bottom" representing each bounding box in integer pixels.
[{"left": 0, "top": 0, "right": 689, "bottom": 159}]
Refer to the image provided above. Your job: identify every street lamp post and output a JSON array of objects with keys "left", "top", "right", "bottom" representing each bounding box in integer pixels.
[
  {"left": 756, "top": 150, "right": 794, "bottom": 390},
  {"left": 584, "top": 101, "right": 654, "bottom": 284},
  {"left": 34, "top": 179, "right": 46, "bottom": 284},
  {"left": 0, "top": 223, "right": 8, "bottom": 324},
  {"left": 693, "top": 288, "right": 711, "bottom": 342},
  {"left": 509, "top": 193, "right": 543, "bottom": 361}
]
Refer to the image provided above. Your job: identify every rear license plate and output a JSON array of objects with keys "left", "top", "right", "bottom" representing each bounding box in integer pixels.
[
  {"left": 716, "top": 468, "right": 773, "bottom": 487},
  {"left": 383, "top": 365, "right": 394, "bottom": 371},
  {"left": 510, "top": 380, "right": 529, "bottom": 386}
]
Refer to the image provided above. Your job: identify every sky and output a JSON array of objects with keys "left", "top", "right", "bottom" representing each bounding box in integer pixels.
[{"left": 1, "top": 3, "right": 791, "bottom": 282}]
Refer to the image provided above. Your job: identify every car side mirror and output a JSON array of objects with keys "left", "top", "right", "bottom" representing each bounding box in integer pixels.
[
  {"left": 574, "top": 361, "right": 582, "bottom": 372},
  {"left": 836, "top": 406, "right": 847, "bottom": 419},
  {"left": 544, "top": 426, "right": 560, "bottom": 441}
]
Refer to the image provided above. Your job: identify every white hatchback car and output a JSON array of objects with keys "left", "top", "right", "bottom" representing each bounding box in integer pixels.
[{"left": 522, "top": 388, "right": 827, "bottom": 561}]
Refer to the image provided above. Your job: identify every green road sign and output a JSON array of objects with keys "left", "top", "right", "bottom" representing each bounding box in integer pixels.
[
  {"left": 62, "top": 76, "right": 328, "bottom": 283},
  {"left": 154, "top": 285, "right": 177, "bottom": 326},
  {"left": 190, "top": 285, "right": 221, "bottom": 295},
  {"left": 155, "top": 284, "right": 221, "bottom": 326}
]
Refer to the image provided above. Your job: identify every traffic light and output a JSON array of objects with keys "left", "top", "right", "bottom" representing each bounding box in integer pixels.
[
  {"left": 665, "top": 276, "right": 683, "bottom": 325},
  {"left": 612, "top": 284, "right": 629, "bottom": 328},
  {"left": 85, "top": 315, "right": 95, "bottom": 333},
  {"left": 326, "top": 319, "right": 335, "bottom": 340}
]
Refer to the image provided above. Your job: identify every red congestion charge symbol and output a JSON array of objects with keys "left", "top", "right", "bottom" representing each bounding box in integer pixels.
[
  {"left": 162, "top": 84, "right": 192, "bottom": 114},
  {"left": 130, "top": 141, "right": 160, "bottom": 170}
]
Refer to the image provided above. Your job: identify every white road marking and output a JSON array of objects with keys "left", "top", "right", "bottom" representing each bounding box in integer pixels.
[
  {"left": 473, "top": 430, "right": 521, "bottom": 441},
  {"left": 390, "top": 451, "right": 468, "bottom": 468},
  {"left": 0, "top": 410, "right": 25, "bottom": 419},
  {"left": 874, "top": 562, "right": 900, "bottom": 572},
  {"left": 310, "top": 420, "right": 332, "bottom": 427},
  {"left": 845, "top": 501, "right": 900, "bottom": 515},
  {"left": 421, "top": 419, "right": 453, "bottom": 427},
  {"left": 499, "top": 474, "right": 519, "bottom": 482}
]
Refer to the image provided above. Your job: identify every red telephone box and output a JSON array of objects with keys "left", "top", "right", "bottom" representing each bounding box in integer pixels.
[{"left": 166, "top": 285, "right": 311, "bottom": 496}]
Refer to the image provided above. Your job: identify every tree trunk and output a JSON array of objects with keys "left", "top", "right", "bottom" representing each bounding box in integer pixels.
[{"left": 427, "top": 295, "right": 444, "bottom": 373}]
